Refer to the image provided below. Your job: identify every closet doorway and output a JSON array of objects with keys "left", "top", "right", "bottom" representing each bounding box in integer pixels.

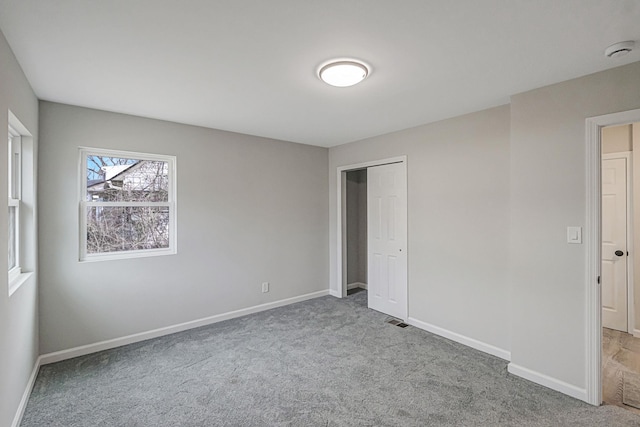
[
  {"left": 336, "top": 156, "right": 408, "bottom": 320},
  {"left": 344, "top": 169, "right": 368, "bottom": 294}
]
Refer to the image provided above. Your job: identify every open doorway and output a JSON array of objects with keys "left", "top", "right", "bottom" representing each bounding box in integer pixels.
[
  {"left": 345, "top": 169, "right": 368, "bottom": 298},
  {"left": 601, "top": 122, "right": 640, "bottom": 412},
  {"left": 336, "top": 156, "right": 408, "bottom": 321},
  {"left": 586, "top": 108, "right": 640, "bottom": 406}
]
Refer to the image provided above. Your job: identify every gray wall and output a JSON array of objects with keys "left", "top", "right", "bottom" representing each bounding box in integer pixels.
[
  {"left": 0, "top": 30, "right": 39, "bottom": 427},
  {"left": 329, "top": 105, "right": 511, "bottom": 353},
  {"left": 509, "top": 61, "right": 640, "bottom": 388},
  {"left": 38, "top": 102, "right": 329, "bottom": 354},
  {"left": 346, "top": 169, "right": 367, "bottom": 285}
]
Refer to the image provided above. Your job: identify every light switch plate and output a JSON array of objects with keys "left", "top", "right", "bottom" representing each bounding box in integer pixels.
[{"left": 567, "top": 226, "right": 582, "bottom": 244}]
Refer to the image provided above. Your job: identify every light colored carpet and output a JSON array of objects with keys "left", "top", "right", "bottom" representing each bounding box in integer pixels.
[{"left": 21, "top": 290, "right": 640, "bottom": 426}]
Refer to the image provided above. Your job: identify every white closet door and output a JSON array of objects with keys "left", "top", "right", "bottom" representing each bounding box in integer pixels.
[{"left": 367, "top": 162, "right": 407, "bottom": 320}]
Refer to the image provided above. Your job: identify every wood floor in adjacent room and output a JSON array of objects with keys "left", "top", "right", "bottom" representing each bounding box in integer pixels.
[{"left": 603, "top": 327, "right": 640, "bottom": 414}]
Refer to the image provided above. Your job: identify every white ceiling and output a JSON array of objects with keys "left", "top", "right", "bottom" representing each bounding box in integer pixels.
[{"left": 0, "top": 1, "right": 639, "bottom": 147}]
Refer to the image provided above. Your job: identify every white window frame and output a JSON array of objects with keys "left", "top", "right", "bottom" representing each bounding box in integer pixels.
[
  {"left": 8, "top": 126, "right": 21, "bottom": 283},
  {"left": 79, "top": 147, "right": 177, "bottom": 262}
]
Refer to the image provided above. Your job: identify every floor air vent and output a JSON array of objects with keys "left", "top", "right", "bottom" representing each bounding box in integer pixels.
[{"left": 386, "top": 319, "right": 409, "bottom": 328}]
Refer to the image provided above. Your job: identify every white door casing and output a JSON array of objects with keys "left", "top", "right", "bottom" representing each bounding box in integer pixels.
[
  {"left": 367, "top": 162, "right": 408, "bottom": 320},
  {"left": 586, "top": 109, "right": 640, "bottom": 406},
  {"left": 601, "top": 157, "right": 628, "bottom": 332}
]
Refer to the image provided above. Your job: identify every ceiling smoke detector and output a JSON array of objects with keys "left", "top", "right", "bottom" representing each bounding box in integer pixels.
[{"left": 605, "top": 41, "right": 635, "bottom": 58}]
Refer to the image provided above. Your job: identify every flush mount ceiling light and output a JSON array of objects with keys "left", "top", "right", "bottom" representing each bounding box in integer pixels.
[
  {"left": 605, "top": 41, "right": 635, "bottom": 58},
  {"left": 319, "top": 60, "right": 369, "bottom": 87}
]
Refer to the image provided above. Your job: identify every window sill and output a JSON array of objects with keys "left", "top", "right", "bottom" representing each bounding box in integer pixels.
[
  {"left": 9, "top": 271, "right": 34, "bottom": 297},
  {"left": 80, "top": 247, "right": 176, "bottom": 263}
]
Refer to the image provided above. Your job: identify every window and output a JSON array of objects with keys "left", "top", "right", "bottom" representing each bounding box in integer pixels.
[
  {"left": 79, "top": 148, "right": 177, "bottom": 261},
  {"left": 7, "top": 110, "right": 34, "bottom": 296},
  {"left": 8, "top": 127, "right": 21, "bottom": 283}
]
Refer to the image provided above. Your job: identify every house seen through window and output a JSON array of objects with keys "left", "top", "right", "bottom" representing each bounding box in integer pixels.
[{"left": 80, "top": 148, "right": 176, "bottom": 261}]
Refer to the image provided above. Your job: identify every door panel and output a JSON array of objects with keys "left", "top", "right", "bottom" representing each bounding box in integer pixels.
[
  {"left": 367, "top": 162, "right": 407, "bottom": 320},
  {"left": 602, "top": 157, "right": 628, "bottom": 332}
]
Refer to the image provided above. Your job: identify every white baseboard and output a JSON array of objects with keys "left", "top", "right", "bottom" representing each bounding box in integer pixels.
[
  {"left": 633, "top": 328, "right": 640, "bottom": 338},
  {"left": 347, "top": 282, "right": 367, "bottom": 290},
  {"left": 407, "top": 317, "right": 511, "bottom": 361},
  {"left": 40, "top": 290, "right": 329, "bottom": 365},
  {"left": 11, "top": 356, "right": 42, "bottom": 427},
  {"left": 329, "top": 289, "right": 341, "bottom": 297},
  {"left": 507, "top": 363, "right": 587, "bottom": 402}
]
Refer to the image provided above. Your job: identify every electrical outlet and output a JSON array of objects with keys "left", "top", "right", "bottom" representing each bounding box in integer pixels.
[{"left": 262, "top": 282, "right": 269, "bottom": 293}]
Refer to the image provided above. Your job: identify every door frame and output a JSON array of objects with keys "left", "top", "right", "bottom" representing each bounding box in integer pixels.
[
  {"left": 586, "top": 108, "right": 640, "bottom": 406},
  {"left": 601, "top": 151, "right": 634, "bottom": 335},
  {"left": 335, "top": 155, "right": 407, "bottom": 299}
]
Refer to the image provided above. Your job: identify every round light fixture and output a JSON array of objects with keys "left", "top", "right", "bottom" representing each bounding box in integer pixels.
[
  {"left": 319, "top": 60, "right": 369, "bottom": 87},
  {"left": 605, "top": 41, "right": 635, "bottom": 58}
]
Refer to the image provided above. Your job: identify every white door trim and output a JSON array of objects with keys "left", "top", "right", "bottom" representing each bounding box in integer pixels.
[
  {"left": 602, "top": 151, "right": 634, "bottom": 334},
  {"left": 586, "top": 108, "right": 640, "bottom": 406},
  {"left": 334, "top": 156, "right": 407, "bottom": 298}
]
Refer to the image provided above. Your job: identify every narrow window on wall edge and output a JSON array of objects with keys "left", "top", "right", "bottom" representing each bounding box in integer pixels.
[
  {"left": 79, "top": 148, "right": 177, "bottom": 262},
  {"left": 8, "top": 126, "right": 21, "bottom": 282}
]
